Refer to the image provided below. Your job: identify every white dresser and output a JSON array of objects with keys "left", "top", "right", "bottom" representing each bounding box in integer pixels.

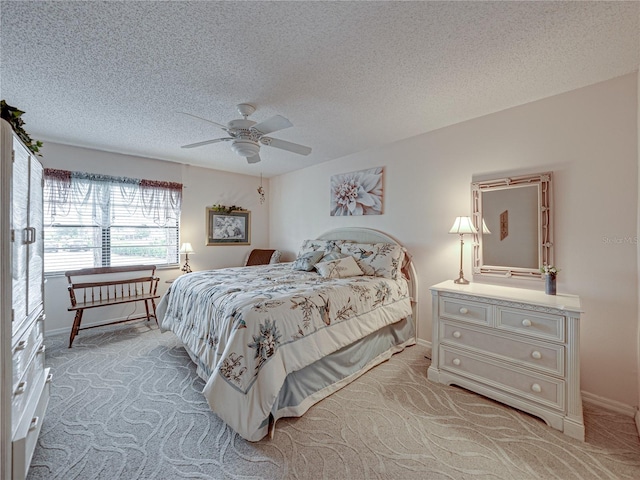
[
  {"left": 1, "top": 119, "right": 51, "bottom": 479},
  {"left": 428, "top": 280, "right": 584, "bottom": 441}
]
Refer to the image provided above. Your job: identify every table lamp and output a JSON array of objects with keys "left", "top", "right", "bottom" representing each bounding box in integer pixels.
[
  {"left": 449, "top": 216, "right": 477, "bottom": 284},
  {"left": 180, "top": 242, "right": 194, "bottom": 273}
]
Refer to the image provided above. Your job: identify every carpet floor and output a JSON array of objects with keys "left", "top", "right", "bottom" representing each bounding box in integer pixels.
[{"left": 27, "top": 322, "right": 640, "bottom": 480}]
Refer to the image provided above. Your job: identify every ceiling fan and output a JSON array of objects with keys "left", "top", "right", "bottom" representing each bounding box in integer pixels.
[{"left": 180, "top": 103, "right": 312, "bottom": 164}]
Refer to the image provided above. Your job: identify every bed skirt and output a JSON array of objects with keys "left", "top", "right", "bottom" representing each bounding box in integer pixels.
[{"left": 182, "top": 315, "right": 415, "bottom": 439}]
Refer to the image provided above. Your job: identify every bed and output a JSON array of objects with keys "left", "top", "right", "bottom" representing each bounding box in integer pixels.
[{"left": 157, "top": 227, "right": 418, "bottom": 441}]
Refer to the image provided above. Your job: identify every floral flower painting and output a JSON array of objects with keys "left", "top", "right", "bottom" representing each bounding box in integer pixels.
[{"left": 330, "top": 167, "right": 384, "bottom": 216}]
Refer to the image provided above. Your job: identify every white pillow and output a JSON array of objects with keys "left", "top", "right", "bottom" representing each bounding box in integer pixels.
[
  {"left": 315, "top": 255, "right": 364, "bottom": 279},
  {"left": 270, "top": 250, "right": 282, "bottom": 264},
  {"left": 340, "top": 242, "right": 405, "bottom": 279},
  {"left": 292, "top": 251, "right": 324, "bottom": 271},
  {"left": 320, "top": 251, "right": 347, "bottom": 263},
  {"left": 297, "top": 239, "right": 343, "bottom": 257}
]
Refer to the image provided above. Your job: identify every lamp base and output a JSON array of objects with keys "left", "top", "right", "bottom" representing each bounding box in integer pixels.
[
  {"left": 181, "top": 258, "right": 192, "bottom": 274},
  {"left": 454, "top": 277, "right": 470, "bottom": 285}
]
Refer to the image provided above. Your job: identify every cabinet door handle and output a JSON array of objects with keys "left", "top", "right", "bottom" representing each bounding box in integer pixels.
[
  {"left": 521, "top": 319, "right": 532, "bottom": 327},
  {"left": 23, "top": 227, "right": 36, "bottom": 244},
  {"left": 459, "top": 307, "right": 468, "bottom": 314},
  {"left": 531, "top": 350, "right": 542, "bottom": 360},
  {"left": 29, "top": 416, "right": 40, "bottom": 432},
  {"left": 452, "top": 358, "right": 461, "bottom": 366},
  {"left": 14, "top": 339, "right": 27, "bottom": 352},
  {"left": 14, "top": 381, "right": 27, "bottom": 395},
  {"left": 531, "top": 383, "right": 542, "bottom": 393},
  {"left": 452, "top": 331, "right": 462, "bottom": 339}
]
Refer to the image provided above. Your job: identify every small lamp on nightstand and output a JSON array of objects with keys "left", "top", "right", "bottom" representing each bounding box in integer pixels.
[
  {"left": 179, "top": 242, "right": 194, "bottom": 274},
  {"left": 449, "top": 216, "right": 477, "bottom": 284}
]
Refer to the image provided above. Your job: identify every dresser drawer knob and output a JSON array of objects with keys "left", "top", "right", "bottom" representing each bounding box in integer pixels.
[
  {"left": 14, "top": 340, "right": 27, "bottom": 352},
  {"left": 459, "top": 307, "right": 469, "bottom": 314},
  {"left": 521, "top": 319, "right": 532, "bottom": 327},
  {"left": 531, "top": 383, "right": 542, "bottom": 393},
  {"left": 531, "top": 350, "right": 542, "bottom": 360},
  {"left": 452, "top": 331, "right": 462, "bottom": 339},
  {"left": 37, "top": 344, "right": 46, "bottom": 354},
  {"left": 452, "top": 358, "right": 461, "bottom": 366}
]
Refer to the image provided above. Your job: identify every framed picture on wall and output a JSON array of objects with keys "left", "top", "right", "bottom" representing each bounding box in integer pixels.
[{"left": 206, "top": 209, "right": 251, "bottom": 245}]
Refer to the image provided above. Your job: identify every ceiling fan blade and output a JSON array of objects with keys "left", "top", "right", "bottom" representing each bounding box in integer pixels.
[
  {"left": 261, "top": 137, "right": 312, "bottom": 156},
  {"left": 178, "top": 112, "right": 229, "bottom": 131},
  {"left": 181, "top": 138, "right": 233, "bottom": 149},
  {"left": 251, "top": 115, "right": 292, "bottom": 135},
  {"left": 246, "top": 153, "right": 261, "bottom": 164}
]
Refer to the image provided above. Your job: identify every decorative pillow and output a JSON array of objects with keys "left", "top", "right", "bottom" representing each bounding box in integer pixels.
[
  {"left": 297, "top": 239, "right": 343, "bottom": 257},
  {"left": 269, "top": 250, "right": 282, "bottom": 264},
  {"left": 292, "top": 250, "right": 324, "bottom": 271},
  {"left": 315, "top": 255, "right": 364, "bottom": 279},
  {"left": 320, "top": 251, "right": 347, "bottom": 263},
  {"left": 340, "top": 242, "right": 405, "bottom": 279}
]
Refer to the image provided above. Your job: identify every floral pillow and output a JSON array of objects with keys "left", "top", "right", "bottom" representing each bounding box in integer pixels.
[
  {"left": 297, "top": 239, "right": 343, "bottom": 257},
  {"left": 292, "top": 251, "right": 325, "bottom": 271},
  {"left": 270, "top": 250, "right": 282, "bottom": 264},
  {"left": 320, "top": 251, "right": 347, "bottom": 263},
  {"left": 340, "top": 242, "right": 405, "bottom": 279},
  {"left": 315, "top": 255, "right": 364, "bottom": 279}
]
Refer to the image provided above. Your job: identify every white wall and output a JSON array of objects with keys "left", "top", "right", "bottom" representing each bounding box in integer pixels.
[
  {"left": 270, "top": 73, "right": 639, "bottom": 407},
  {"left": 637, "top": 70, "right": 640, "bottom": 418},
  {"left": 40, "top": 143, "right": 270, "bottom": 334}
]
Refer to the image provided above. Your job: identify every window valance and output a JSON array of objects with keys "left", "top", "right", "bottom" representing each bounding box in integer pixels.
[{"left": 43, "top": 168, "right": 182, "bottom": 227}]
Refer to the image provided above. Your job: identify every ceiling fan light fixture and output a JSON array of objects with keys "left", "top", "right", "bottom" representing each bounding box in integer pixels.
[{"left": 231, "top": 139, "right": 260, "bottom": 157}]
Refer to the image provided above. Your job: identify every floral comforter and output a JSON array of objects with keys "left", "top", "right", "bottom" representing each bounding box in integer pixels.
[{"left": 157, "top": 262, "right": 412, "bottom": 441}]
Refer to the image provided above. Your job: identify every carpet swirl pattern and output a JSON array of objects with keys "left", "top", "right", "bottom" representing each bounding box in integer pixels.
[{"left": 28, "top": 323, "right": 640, "bottom": 479}]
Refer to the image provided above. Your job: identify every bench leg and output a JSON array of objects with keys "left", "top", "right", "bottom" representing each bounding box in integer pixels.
[
  {"left": 144, "top": 299, "right": 151, "bottom": 322},
  {"left": 69, "top": 309, "right": 84, "bottom": 348},
  {"left": 151, "top": 298, "right": 158, "bottom": 325}
]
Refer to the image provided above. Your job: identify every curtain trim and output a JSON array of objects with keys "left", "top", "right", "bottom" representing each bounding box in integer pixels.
[
  {"left": 44, "top": 168, "right": 183, "bottom": 190},
  {"left": 140, "top": 179, "right": 183, "bottom": 191},
  {"left": 43, "top": 168, "right": 71, "bottom": 184}
]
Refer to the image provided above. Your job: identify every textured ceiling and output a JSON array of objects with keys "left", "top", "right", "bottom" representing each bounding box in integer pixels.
[{"left": 1, "top": 1, "right": 639, "bottom": 178}]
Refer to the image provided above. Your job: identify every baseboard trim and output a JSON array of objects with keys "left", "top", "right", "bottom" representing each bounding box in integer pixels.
[
  {"left": 416, "top": 338, "right": 432, "bottom": 359},
  {"left": 582, "top": 390, "right": 637, "bottom": 418}
]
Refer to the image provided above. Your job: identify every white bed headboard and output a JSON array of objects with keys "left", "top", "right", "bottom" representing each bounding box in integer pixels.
[{"left": 317, "top": 227, "right": 419, "bottom": 335}]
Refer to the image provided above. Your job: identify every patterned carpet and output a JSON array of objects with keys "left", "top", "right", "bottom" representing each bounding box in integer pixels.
[{"left": 28, "top": 322, "right": 640, "bottom": 480}]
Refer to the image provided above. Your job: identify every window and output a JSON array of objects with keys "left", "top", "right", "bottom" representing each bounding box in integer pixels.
[{"left": 43, "top": 169, "right": 182, "bottom": 274}]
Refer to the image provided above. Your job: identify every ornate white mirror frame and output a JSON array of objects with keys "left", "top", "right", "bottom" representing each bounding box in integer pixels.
[{"left": 471, "top": 172, "right": 553, "bottom": 279}]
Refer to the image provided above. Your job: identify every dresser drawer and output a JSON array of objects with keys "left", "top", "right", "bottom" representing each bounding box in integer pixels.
[
  {"left": 496, "top": 307, "right": 565, "bottom": 342},
  {"left": 13, "top": 315, "right": 44, "bottom": 392},
  {"left": 12, "top": 368, "right": 51, "bottom": 480},
  {"left": 441, "top": 321, "right": 565, "bottom": 376},
  {"left": 440, "top": 346, "right": 565, "bottom": 411},
  {"left": 439, "top": 297, "right": 491, "bottom": 326},
  {"left": 11, "top": 345, "right": 45, "bottom": 436}
]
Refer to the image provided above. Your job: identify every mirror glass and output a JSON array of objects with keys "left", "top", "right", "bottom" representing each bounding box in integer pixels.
[{"left": 471, "top": 172, "right": 553, "bottom": 279}]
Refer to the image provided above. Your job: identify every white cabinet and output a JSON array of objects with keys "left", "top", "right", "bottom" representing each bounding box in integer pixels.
[
  {"left": 428, "top": 280, "right": 584, "bottom": 441},
  {"left": 1, "top": 119, "right": 51, "bottom": 479}
]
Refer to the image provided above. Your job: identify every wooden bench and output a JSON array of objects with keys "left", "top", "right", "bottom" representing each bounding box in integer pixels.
[{"left": 66, "top": 265, "right": 160, "bottom": 348}]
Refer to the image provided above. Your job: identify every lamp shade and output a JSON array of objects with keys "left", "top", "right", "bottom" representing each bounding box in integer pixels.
[
  {"left": 449, "top": 216, "right": 477, "bottom": 235},
  {"left": 179, "top": 242, "right": 195, "bottom": 254}
]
